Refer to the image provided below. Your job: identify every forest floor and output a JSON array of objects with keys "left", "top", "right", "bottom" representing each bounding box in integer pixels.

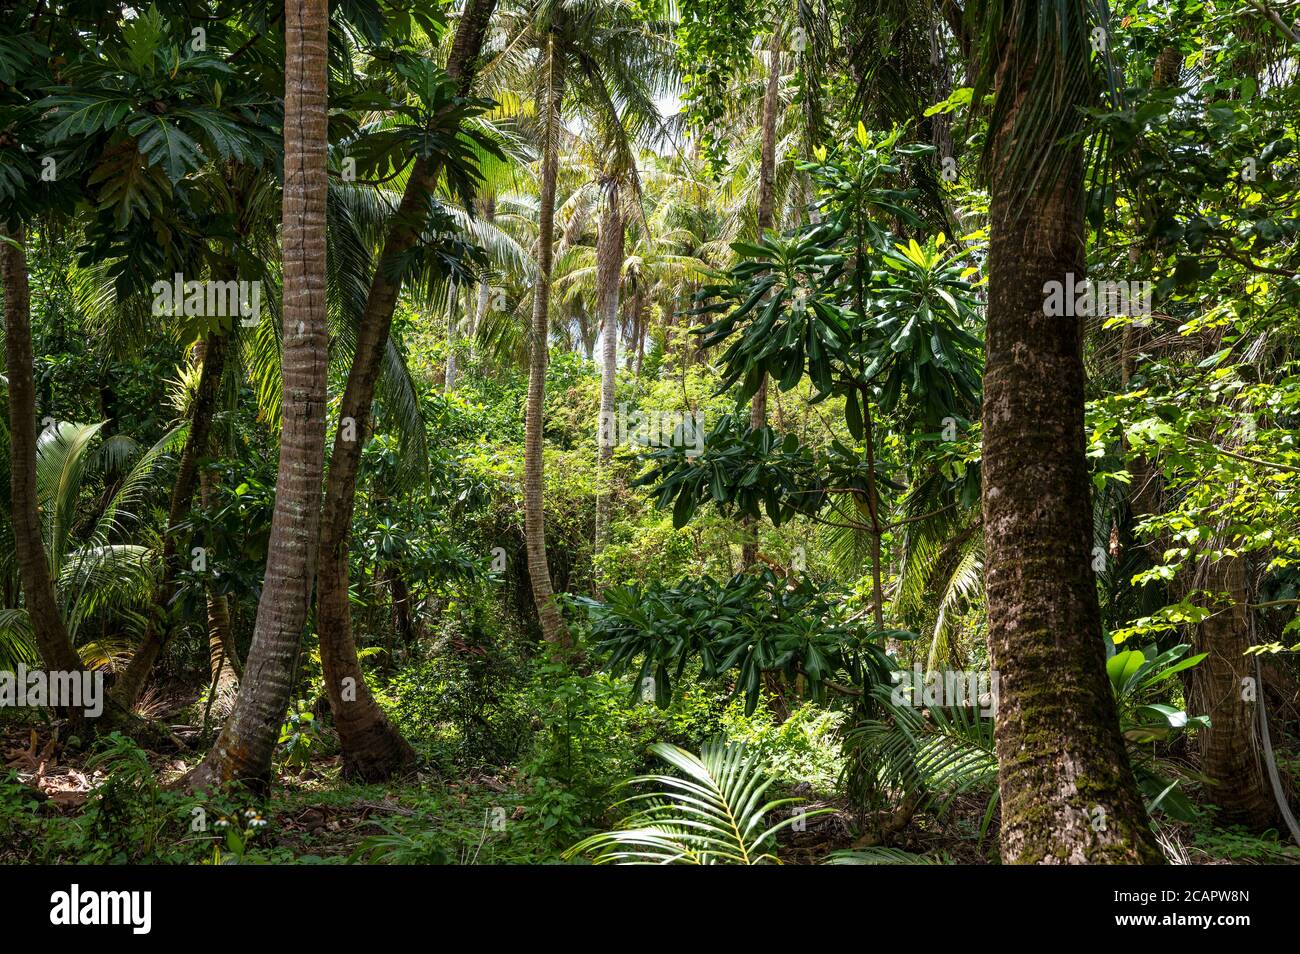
[{"left": 4, "top": 715, "right": 1299, "bottom": 865}]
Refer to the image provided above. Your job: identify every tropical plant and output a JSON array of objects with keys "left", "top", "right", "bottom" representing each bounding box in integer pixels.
[
  {"left": 571, "top": 567, "right": 903, "bottom": 713},
  {"left": 0, "top": 421, "right": 184, "bottom": 669},
  {"left": 565, "top": 740, "right": 821, "bottom": 864},
  {"left": 185, "top": 0, "right": 332, "bottom": 791},
  {"left": 489, "top": 0, "right": 678, "bottom": 644}
]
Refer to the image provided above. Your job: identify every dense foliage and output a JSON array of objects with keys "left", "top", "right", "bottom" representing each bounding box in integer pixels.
[{"left": 1, "top": 0, "right": 1299, "bottom": 869}]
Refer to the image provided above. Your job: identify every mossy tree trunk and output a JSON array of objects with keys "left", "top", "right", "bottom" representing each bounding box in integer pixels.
[{"left": 981, "top": 2, "right": 1163, "bottom": 864}]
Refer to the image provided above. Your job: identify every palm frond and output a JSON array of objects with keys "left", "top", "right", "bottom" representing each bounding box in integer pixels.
[
  {"left": 565, "top": 740, "right": 822, "bottom": 864},
  {"left": 825, "top": 846, "right": 952, "bottom": 864}
]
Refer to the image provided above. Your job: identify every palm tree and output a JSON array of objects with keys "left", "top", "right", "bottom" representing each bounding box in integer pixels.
[
  {"left": 1, "top": 224, "right": 89, "bottom": 722},
  {"left": 108, "top": 294, "right": 235, "bottom": 712},
  {"left": 550, "top": 165, "right": 708, "bottom": 557},
  {"left": 314, "top": 0, "right": 499, "bottom": 781},
  {"left": 0, "top": 420, "right": 181, "bottom": 675},
  {"left": 185, "top": 0, "right": 333, "bottom": 790},
  {"left": 594, "top": 175, "right": 625, "bottom": 554},
  {"left": 975, "top": 0, "right": 1162, "bottom": 862},
  {"left": 492, "top": 0, "right": 676, "bottom": 643}
]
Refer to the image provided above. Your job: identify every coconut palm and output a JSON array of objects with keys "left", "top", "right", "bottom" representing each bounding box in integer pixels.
[
  {"left": 313, "top": 0, "right": 501, "bottom": 781},
  {"left": 487, "top": 0, "right": 677, "bottom": 643},
  {"left": 550, "top": 168, "right": 708, "bottom": 555},
  {"left": 185, "top": 0, "right": 333, "bottom": 790}
]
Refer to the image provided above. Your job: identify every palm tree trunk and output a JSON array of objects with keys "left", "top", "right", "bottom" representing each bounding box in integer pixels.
[
  {"left": 1, "top": 222, "right": 87, "bottom": 724},
  {"left": 594, "top": 179, "right": 623, "bottom": 555},
  {"left": 110, "top": 330, "right": 229, "bottom": 711},
  {"left": 757, "top": 29, "right": 781, "bottom": 238},
  {"left": 200, "top": 464, "right": 241, "bottom": 678},
  {"left": 523, "top": 35, "right": 569, "bottom": 646},
  {"left": 386, "top": 567, "right": 415, "bottom": 649},
  {"left": 982, "top": 12, "right": 1162, "bottom": 863},
  {"left": 184, "top": 0, "right": 331, "bottom": 790},
  {"left": 469, "top": 197, "right": 495, "bottom": 356},
  {"left": 624, "top": 309, "right": 638, "bottom": 369},
  {"left": 313, "top": 0, "right": 497, "bottom": 779}
]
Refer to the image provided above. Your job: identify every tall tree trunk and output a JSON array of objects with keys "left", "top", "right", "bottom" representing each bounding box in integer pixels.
[
  {"left": 857, "top": 385, "right": 886, "bottom": 633},
  {"left": 469, "top": 197, "right": 495, "bottom": 356},
  {"left": 313, "top": 0, "right": 497, "bottom": 779},
  {"left": 1187, "top": 551, "right": 1275, "bottom": 827},
  {"left": 386, "top": 567, "right": 415, "bottom": 649},
  {"left": 1119, "top": 43, "right": 1274, "bottom": 829},
  {"left": 623, "top": 309, "right": 638, "bottom": 369},
  {"left": 200, "top": 465, "right": 241, "bottom": 679},
  {"left": 742, "top": 30, "right": 781, "bottom": 567},
  {"left": 594, "top": 179, "right": 623, "bottom": 555},
  {"left": 110, "top": 330, "right": 229, "bottom": 711},
  {"left": 981, "top": 10, "right": 1162, "bottom": 864},
  {"left": 757, "top": 29, "right": 781, "bottom": 239},
  {"left": 1, "top": 222, "right": 87, "bottom": 725},
  {"left": 523, "top": 35, "right": 569, "bottom": 646},
  {"left": 184, "top": 0, "right": 331, "bottom": 790}
]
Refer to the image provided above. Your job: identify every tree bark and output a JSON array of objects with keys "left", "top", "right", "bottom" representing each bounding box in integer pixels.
[
  {"left": 387, "top": 567, "right": 415, "bottom": 649},
  {"left": 523, "top": 34, "right": 569, "bottom": 646},
  {"left": 184, "top": 0, "right": 331, "bottom": 790},
  {"left": 312, "top": 0, "right": 497, "bottom": 779},
  {"left": 981, "top": 13, "right": 1162, "bottom": 864},
  {"left": 1186, "top": 551, "right": 1276, "bottom": 827},
  {"left": 1122, "top": 44, "right": 1275, "bottom": 830},
  {"left": 2, "top": 222, "right": 88, "bottom": 725},
  {"left": 633, "top": 291, "right": 648, "bottom": 377},
  {"left": 594, "top": 179, "right": 623, "bottom": 555}
]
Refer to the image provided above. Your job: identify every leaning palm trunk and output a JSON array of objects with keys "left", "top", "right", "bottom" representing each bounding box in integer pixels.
[
  {"left": 2, "top": 222, "right": 88, "bottom": 725},
  {"left": 980, "top": 1, "right": 1161, "bottom": 864},
  {"left": 110, "top": 330, "right": 229, "bottom": 711},
  {"left": 314, "top": 0, "right": 497, "bottom": 780},
  {"left": 523, "top": 37, "right": 569, "bottom": 646},
  {"left": 184, "top": 0, "right": 331, "bottom": 790},
  {"left": 594, "top": 179, "right": 623, "bottom": 555}
]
